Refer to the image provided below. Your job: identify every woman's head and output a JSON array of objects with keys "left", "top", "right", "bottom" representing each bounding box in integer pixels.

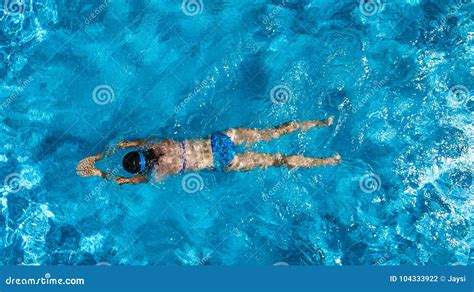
[{"left": 122, "top": 151, "right": 147, "bottom": 174}]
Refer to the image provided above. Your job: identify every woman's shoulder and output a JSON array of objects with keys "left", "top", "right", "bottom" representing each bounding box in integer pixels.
[{"left": 148, "top": 139, "right": 180, "bottom": 154}]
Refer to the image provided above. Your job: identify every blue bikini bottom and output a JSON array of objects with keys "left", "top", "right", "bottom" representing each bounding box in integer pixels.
[{"left": 210, "top": 132, "right": 237, "bottom": 171}]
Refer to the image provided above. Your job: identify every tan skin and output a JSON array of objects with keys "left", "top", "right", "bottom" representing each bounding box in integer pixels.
[{"left": 77, "top": 117, "right": 340, "bottom": 185}]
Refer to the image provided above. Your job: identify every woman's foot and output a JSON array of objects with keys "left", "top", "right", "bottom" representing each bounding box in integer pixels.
[
  {"left": 325, "top": 116, "right": 334, "bottom": 126},
  {"left": 300, "top": 116, "right": 334, "bottom": 131},
  {"left": 324, "top": 152, "right": 341, "bottom": 166}
]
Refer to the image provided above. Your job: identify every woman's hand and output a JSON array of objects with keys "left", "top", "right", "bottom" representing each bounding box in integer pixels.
[
  {"left": 115, "top": 176, "right": 129, "bottom": 185},
  {"left": 115, "top": 175, "right": 148, "bottom": 185},
  {"left": 76, "top": 154, "right": 106, "bottom": 178},
  {"left": 117, "top": 139, "right": 149, "bottom": 149},
  {"left": 117, "top": 141, "right": 133, "bottom": 148}
]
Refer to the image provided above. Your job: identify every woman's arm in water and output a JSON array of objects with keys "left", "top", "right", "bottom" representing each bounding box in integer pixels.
[
  {"left": 117, "top": 138, "right": 160, "bottom": 149},
  {"left": 115, "top": 175, "right": 148, "bottom": 185}
]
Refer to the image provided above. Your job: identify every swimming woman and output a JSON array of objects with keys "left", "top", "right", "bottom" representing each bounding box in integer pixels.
[{"left": 76, "top": 117, "right": 340, "bottom": 185}]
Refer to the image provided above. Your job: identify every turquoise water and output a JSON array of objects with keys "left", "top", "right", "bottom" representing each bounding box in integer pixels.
[{"left": 1, "top": 0, "right": 472, "bottom": 266}]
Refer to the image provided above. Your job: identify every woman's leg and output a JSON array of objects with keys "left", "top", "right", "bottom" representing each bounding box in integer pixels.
[
  {"left": 224, "top": 116, "right": 334, "bottom": 147},
  {"left": 226, "top": 151, "right": 340, "bottom": 172}
]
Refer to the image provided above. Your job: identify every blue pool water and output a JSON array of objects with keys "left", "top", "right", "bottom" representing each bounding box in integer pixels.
[{"left": 0, "top": 0, "right": 472, "bottom": 266}]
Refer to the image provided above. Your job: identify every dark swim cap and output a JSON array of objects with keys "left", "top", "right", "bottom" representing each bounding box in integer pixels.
[{"left": 122, "top": 151, "right": 146, "bottom": 174}]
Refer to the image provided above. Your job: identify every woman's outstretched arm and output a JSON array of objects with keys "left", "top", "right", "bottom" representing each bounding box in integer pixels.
[
  {"left": 115, "top": 175, "right": 148, "bottom": 185},
  {"left": 117, "top": 137, "right": 164, "bottom": 149}
]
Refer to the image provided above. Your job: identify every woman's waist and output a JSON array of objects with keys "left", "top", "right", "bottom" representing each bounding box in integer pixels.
[{"left": 182, "top": 139, "right": 214, "bottom": 169}]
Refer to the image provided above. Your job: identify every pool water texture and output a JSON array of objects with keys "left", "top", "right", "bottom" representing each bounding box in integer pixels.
[{"left": 0, "top": 0, "right": 472, "bottom": 266}]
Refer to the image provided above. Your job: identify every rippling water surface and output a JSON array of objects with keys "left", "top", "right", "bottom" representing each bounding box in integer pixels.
[{"left": 0, "top": 0, "right": 472, "bottom": 265}]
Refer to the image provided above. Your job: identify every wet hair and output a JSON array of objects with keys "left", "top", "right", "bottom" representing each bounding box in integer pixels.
[{"left": 122, "top": 151, "right": 146, "bottom": 174}]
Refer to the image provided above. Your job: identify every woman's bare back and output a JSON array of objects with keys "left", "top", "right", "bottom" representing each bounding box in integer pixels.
[{"left": 149, "top": 139, "right": 214, "bottom": 176}]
